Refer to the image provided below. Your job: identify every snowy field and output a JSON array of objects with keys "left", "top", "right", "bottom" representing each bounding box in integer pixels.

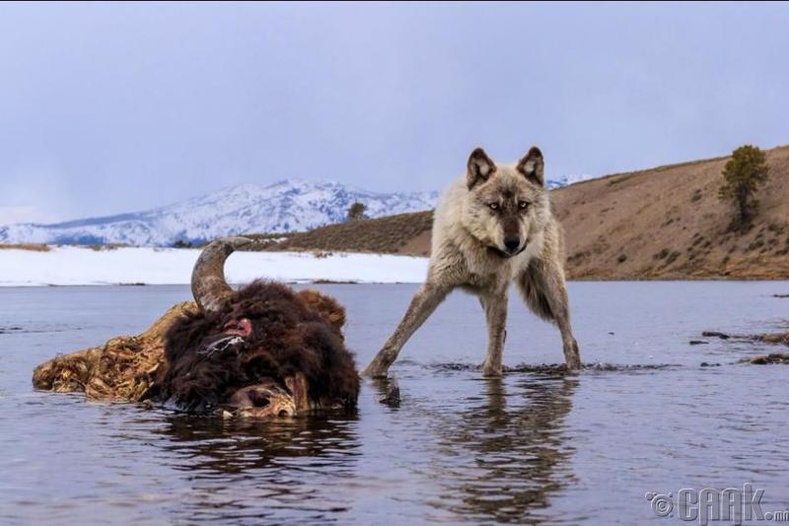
[{"left": 0, "top": 246, "right": 429, "bottom": 286}]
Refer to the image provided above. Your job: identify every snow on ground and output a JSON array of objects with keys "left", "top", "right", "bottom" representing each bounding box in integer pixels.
[{"left": 0, "top": 246, "right": 429, "bottom": 286}]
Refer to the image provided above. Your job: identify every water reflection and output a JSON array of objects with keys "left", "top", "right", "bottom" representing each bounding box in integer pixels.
[
  {"left": 430, "top": 375, "right": 578, "bottom": 523},
  {"left": 149, "top": 414, "right": 362, "bottom": 524},
  {"left": 157, "top": 413, "right": 361, "bottom": 474}
]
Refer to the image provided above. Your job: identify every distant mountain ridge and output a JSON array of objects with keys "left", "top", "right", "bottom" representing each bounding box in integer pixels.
[
  {"left": 0, "top": 175, "right": 583, "bottom": 247},
  {"left": 0, "top": 180, "right": 439, "bottom": 247}
]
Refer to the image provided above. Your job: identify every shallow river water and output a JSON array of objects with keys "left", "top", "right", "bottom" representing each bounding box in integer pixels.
[{"left": 1, "top": 282, "right": 788, "bottom": 525}]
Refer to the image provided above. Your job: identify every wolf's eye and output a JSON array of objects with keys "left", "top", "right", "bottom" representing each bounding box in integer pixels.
[
  {"left": 488, "top": 203, "right": 500, "bottom": 211},
  {"left": 518, "top": 201, "right": 530, "bottom": 210}
]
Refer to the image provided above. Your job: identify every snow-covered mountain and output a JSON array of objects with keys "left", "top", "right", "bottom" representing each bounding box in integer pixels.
[
  {"left": 0, "top": 180, "right": 439, "bottom": 247},
  {"left": 0, "top": 176, "right": 587, "bottom": 247},
  {"left": 545, "top": 173, "right": 592, "bottom": 190}
]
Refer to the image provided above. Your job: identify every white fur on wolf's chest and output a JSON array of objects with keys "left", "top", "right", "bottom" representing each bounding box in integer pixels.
[
  {"left": 429, "top": 174, "right": 547, "bottom": 288},
  {"left": 462, "top": 240, "right": 542, "bottom": 287},
  {"left": 433, "top": 233, "right": 544, "bottom": 292}
]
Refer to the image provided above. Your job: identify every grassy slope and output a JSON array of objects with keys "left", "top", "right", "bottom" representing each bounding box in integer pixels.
[
  {"left": 553, "top": 144, "right": 789, "bottom": 279},
  {"left": 249, "top": 210, "right": 434, "bottom": 256},
  {"left": 254, "top": 145, "right": 789, "bottom": 280}
]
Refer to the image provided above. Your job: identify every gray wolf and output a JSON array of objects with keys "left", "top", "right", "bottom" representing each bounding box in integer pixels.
[{"left": 363, "top": 146, "right": 581, "bottom": 377}]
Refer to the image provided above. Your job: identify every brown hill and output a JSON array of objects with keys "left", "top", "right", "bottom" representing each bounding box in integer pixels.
[
  {"left": 250, "top": 210, "right": 434, "bottom": 256},
  {"left": 553, "top": 145, "right": 789, "bottom": 279},
  {"left": 255, "top": 145, "right": 789, "bottom": 279}
]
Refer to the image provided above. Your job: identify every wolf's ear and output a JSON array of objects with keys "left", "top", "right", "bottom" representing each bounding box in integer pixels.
[
  {"left": 517, "top": 146, "right": 544, "bottom": 186},
  {"left": 467, "top": 147, "right": 496, "bottom": 189}
]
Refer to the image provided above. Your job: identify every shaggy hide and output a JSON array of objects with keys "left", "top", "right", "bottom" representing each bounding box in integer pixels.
[
  {"left": 33, "top": 283, "right": 359, "bottom": 416},
  {"left": 152, "top": 280, "right": 359, "bottom": 414},
  {"left": 32, "top": 302, "right": 195, "bottom": 402}
]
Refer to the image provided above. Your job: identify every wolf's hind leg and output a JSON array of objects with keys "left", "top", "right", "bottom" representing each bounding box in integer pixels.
[{"left": 516, "top": 258, "right": 581, "bottom": 370}]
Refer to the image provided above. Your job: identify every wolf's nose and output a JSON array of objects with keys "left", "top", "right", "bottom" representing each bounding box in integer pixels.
[{"left": 504, "top": 237, "right": 520, "bottom": 252}]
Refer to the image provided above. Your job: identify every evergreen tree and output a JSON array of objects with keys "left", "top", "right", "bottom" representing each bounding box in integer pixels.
[{"left": 718, "top": 145, "right": 770, "bottom": 231}]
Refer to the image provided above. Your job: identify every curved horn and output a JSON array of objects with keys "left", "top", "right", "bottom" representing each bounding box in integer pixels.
[{"left": 191, "top": 236, "right": 253, "bottom": 314}]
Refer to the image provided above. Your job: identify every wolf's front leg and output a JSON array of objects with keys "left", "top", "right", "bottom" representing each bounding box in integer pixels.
[
  {"left": 362, "top": 282, "right": 449, "bottom": 378},
  {"left": 479, "top": 288, "right": 508, "bottom": 377}
]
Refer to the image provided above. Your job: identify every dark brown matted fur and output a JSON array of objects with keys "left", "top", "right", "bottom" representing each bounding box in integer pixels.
[{"left": 153, "top": 280, "right": 359, "bottom": 413}]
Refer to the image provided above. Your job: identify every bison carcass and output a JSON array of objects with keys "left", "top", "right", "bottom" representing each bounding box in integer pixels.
[{"left": 32, "top": 237, "right": 360, "bottom": 417}]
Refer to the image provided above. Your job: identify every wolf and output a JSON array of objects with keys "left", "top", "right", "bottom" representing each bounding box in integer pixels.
[{"left": 362, "top": 146, "right": 581, "bottom": 377}]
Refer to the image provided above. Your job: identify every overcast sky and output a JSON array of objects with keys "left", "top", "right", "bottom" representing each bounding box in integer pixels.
[{"left": 1, "top": 2, "right": 787, "bottom": 224}]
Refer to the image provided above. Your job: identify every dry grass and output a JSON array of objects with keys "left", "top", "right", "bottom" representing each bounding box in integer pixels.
[
  {"left": 251, "top": 210, "right": 434, "bottom": 255},
  {"left": 88, "top": 243, "right": 131, "bottom": 251},
  {"left": 7, "top": 146, "right": 788, "bottom": 281},
  {"left": 32, "top": 302, "right": 197, "bottom": 401},
  {"left": 552, "top": 144, "right": 789, "bottom": 280},
  {"left": 0, "top": 243, "right": 51, "bottom": 252},
  {"left": 243, "top": 144, "right": 789, "bottom": 280}
]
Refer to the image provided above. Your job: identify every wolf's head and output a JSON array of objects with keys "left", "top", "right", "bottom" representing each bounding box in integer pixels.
[{"left": 461, "top": 146, "right": 551, "bottom": 258}]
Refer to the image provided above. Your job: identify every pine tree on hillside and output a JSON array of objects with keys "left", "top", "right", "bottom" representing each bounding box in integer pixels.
[
  {"left": 718, "top": 145, "right": 770, "bottom": 231},
  {"left": 347, "top": 202, "right": 368, "bottom": 222}
]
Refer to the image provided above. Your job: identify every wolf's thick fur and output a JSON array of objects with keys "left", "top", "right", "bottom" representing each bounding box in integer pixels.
[{"left": 363, "top": 146, "right": 581, "bottom": 377}]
